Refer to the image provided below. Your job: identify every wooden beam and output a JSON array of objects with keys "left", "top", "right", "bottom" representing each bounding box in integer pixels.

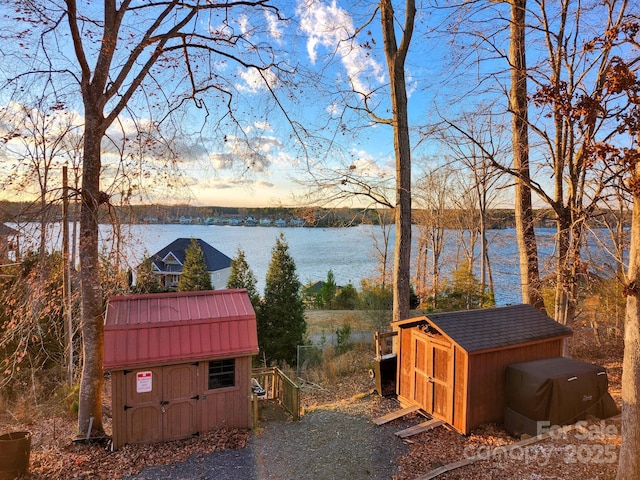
[
  {"left": 395, "top": 419, "right": 444, "bottom": 438},
  {"left": 373, "top": 404, "right": 420, "bottom": 425}
]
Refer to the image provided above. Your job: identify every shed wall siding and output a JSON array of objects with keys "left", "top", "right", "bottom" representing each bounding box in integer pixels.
[
  {"left": 110, "top": 355, "right": 253, "bottom": 449},
  {"left": 397, "top": 327, "right": 413, "bottom": 404},
  {"left": 452, "top": 347, "right": 468, "bottom": 433},
  {"left": 200, "top": 355, "right": 252, "bottom": 430},
  {"left": 465, "top": 339, "right": 564, "bottom": 433}
]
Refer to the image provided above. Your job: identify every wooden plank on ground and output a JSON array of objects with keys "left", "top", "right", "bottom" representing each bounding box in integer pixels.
[
  {"left": 372, "top": 404, "right": 421, "bottom": 425},
  {"left": 414, "top": 423, "right": 580, "bottom": 479},
  {"left": 395, "top": 419, "right": 445, "bottom": 438}
]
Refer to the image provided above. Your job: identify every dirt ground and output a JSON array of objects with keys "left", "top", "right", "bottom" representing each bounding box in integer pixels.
[{"left": 0, "top": 311, "right": 624, "bottom": 480}]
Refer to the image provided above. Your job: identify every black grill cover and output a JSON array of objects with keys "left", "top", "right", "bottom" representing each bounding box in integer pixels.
[{"left": 504, "top": 357, "right": 618, "bottom": 436}]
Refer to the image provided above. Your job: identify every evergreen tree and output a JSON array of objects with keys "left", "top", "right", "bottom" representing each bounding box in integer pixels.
[
  {"left": 178, "top": 239, "right": 212, "bottom": 292},
  {"left": 258, "top": 233, "right": 306, "bottom": 366},
  {"left": 134, "top": 255, "right": 163, "bottom": 294},
  {"left": 316, "top": 270, "right": 337, "bottom": 309},
  {"left": 227, "top": 248, "right": 260, "bottom": 307}
]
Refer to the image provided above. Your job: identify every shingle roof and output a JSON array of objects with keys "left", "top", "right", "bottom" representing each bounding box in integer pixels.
[
  {"left": 396, "top": 304, "right": 572, "bottom": 353},
  {"left": 149, "top": 238, "right": 231, "bottom": 274},
  {"left": 103, "top": 289, "right": 258, "bottom": 370}
]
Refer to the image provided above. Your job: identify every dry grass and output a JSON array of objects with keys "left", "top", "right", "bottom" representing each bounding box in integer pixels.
[{"left": 305, "top": 309, "right": 395, "bottom": 334}]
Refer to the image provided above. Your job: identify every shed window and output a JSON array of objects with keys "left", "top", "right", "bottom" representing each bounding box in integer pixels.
[{"left": 208, "top": 359, "right": 235, "bottom": 390}]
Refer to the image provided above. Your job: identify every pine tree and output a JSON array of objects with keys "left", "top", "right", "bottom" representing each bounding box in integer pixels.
[
  {"left": 135, "top": 254, "right": 163, "bottom": 294},
  {"left": 227, "top": 248, "right": 260, "bottom": 307},
  {"left": 258, "top": 233, "right": 306, "bottom": 366},
  {"left": 316, "top": 269, "right": 337, "bottom": 309},
  {"left": 178, "top": 239, "right": 212, "bottom": 292}
]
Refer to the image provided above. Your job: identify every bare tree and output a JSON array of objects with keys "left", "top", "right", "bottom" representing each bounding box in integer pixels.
[
  {"left": 414, "top": 165, "right": 451, "bottom": 310},
  {"left": 586, "top": 24, "right": 640, "bottom": 478},
  {"left": 380, "top": 0, "right": 415, "bottom": 323},
  {"left": 439, "top": 112, "right": 508, "bottom": 305},
  {"left": 508, "top": 0, "right": 545, "bottom": 312},
  {"left": 0, "top": 98, "right": 79, "bottom": 256},
  {"left": 5, "top": 0, "right": 292, "bottom": 439},
  {"left": 527, "top": 0, "right": 632, "bottom": 329},
  {"left": 443, "top": 0, "right": 632, "bottom": 330},
  {"left": 371, "top": 208, "right": 394, "bottom": 289}
]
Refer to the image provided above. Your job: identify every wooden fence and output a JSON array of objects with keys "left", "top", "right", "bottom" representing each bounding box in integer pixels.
[{"left": 252, "top": 367, "right": 300, "bottom": 421}]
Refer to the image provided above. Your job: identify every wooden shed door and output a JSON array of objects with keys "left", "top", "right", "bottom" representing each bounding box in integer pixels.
[
  {"left": 124, "top": 364, "right": 199, "bottom": 445},
  {"left": 162, "top": 363, "right": 199, "bottom": 441},
  {"left": 411, "top": 331, "right": 453, "bottom": 423},
  {"left": 124, "top": 367, "right": 163, "bottom": 445}
]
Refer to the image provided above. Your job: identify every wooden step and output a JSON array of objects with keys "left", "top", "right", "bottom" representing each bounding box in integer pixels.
[
  {"left": 372, "top": 404, "right": 420, "bottom": 425},
  {"left": 395, "top": 418, "right": 445, "bottom": 438}
]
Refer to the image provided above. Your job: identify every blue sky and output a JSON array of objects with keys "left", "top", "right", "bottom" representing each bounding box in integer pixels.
[
  {"left": 1, "top": 1, "right": 629, "bottom": 209},
  {"left": 0, "top": 0, "right": 456, "bottom": 208}
]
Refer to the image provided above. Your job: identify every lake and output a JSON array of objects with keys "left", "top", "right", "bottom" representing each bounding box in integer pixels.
[{"left": 14, "top": 223, "right": 620, "bottom": 306}]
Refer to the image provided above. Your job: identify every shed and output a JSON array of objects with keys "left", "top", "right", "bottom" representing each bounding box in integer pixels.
[
  {"left": 104, "top": 289, "right": 258, "bottom": 449},
  {"left": 392, "top": 304, "right": 572, "bottom": 434}
]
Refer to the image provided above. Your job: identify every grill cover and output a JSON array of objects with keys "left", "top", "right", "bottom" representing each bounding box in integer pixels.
[{"left": 504, "top": 357, "right": 618, "bottom": 436}]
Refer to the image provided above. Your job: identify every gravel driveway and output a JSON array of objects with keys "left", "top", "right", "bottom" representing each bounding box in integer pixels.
[{"left": 126, "top": 400, "right": 408, "bottom": 480}]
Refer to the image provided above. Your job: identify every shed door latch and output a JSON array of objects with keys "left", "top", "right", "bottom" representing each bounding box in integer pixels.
[{"left": 191, "top": 395, "right": 199, "bottom": 400}]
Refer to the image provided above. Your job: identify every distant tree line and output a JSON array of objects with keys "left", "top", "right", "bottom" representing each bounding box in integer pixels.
[{"left": 2, "top": 200, "right": 630, "bottom": 230}]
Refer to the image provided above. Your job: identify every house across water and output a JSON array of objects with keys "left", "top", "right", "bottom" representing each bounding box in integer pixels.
[{"left": 139, "top": 238, "right": 231, "bottom": 290}]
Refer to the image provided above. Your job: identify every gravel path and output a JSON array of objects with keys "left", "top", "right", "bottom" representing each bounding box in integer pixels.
[{"left": 126, "top": 403, "right": 408, "bottom": 480}]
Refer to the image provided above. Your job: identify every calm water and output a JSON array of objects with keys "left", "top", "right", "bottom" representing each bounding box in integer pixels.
[{"left": 14, "top": 223, "right": 620, "bottom": 306}]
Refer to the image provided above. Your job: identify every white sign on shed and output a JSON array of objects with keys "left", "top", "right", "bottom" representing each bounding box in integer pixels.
[{"left": 136, "top": 371, "right": 152, "bottom": 393}]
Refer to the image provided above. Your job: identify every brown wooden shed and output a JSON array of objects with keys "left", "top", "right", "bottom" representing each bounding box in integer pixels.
[
  {"left": 392, "top": 304, "right": 572, "bottom": 434},
  {"left": 104, "top": 289, "right": 258, "bottom": 449}
]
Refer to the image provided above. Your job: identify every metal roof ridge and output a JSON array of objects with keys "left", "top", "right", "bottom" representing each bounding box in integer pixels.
[
  {"left": 104, "top": 314, "right": 255, "bottom": 330},
  {"left": 107, "top": 288, "right": 248, "bottom": 303}
]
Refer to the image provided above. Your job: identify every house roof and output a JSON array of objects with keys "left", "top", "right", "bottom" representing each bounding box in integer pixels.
[
  {"left": 103, "top": 289, "right": 258, "bottom": 370},
  {"left": 0, "top": 223, "right": 18, "bottom": 236},
  {"left": 148, "top": 238, "right": 231, "bottom": 274},
  {"left": 393, "top": 304, "right": 572, "bottom": 353}
]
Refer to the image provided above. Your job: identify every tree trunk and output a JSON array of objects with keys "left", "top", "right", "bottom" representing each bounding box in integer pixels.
[
  {"left": 76, "top": 109, "right": 106, "bottom": 439},
  {"left": 380, "top": 0, "right": 415, "bottom": 323},
  {"left": 616, "top": 151, "right": 640, "bottom": 479},
  {"left": 509, "top": 0, "right": 546, "bottom": 312},
  {"left": 617, "top": 187, "right": 640, "bottom": 478}
]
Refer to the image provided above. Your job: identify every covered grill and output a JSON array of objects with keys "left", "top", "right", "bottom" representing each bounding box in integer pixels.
[{"left": 504, "top": 356, "right": 618, "bottom": 437}]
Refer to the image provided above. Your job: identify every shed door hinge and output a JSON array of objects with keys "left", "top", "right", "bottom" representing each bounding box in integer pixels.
[
  {"left": 124, "top": 405, "right": 133, "bottom": 411},
  {"left": 191, "top": 395, "right": 199, "bottom": 400}
]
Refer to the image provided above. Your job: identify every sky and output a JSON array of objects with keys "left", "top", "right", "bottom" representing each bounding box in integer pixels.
[
  {"left": 0, "top": 1, "right": 631, "bottom": 209},
  {"left": 0, "top": 0, "right": 458, "bottom": 209}
]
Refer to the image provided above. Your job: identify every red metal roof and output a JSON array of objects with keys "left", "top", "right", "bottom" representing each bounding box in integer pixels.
[{"left": 103, "top": 289, "right": 258, "bottom": 370}]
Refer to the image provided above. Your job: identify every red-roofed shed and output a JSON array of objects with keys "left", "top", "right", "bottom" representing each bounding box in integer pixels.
[{"left": 104, "top": 289, "right": 258, "bottom": 449}]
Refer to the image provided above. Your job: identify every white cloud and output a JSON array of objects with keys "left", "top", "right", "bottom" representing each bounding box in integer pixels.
[
  {"left": 326, "top": 102, "right": 341, "bottom": 116},
  {"left": 254, "top": 120, "right": 272, "bottom": 131},
  {"left": 238, "top": 14, "right": 251, "bottom": 36},
  {"left": 350, "top": 149, "right": 393, "bottom": 178},
  {"left": 208, "top": 133, "right": 285, "bottom": 174},
  {"left": 297, "top": 0, "right": 385, "bottom": 94},
  {"left": 265, "top": 11, "right": 284, "bottom": 42},
  {"left": 237, "top": 66, "right": 278, "bottom": 93}
]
